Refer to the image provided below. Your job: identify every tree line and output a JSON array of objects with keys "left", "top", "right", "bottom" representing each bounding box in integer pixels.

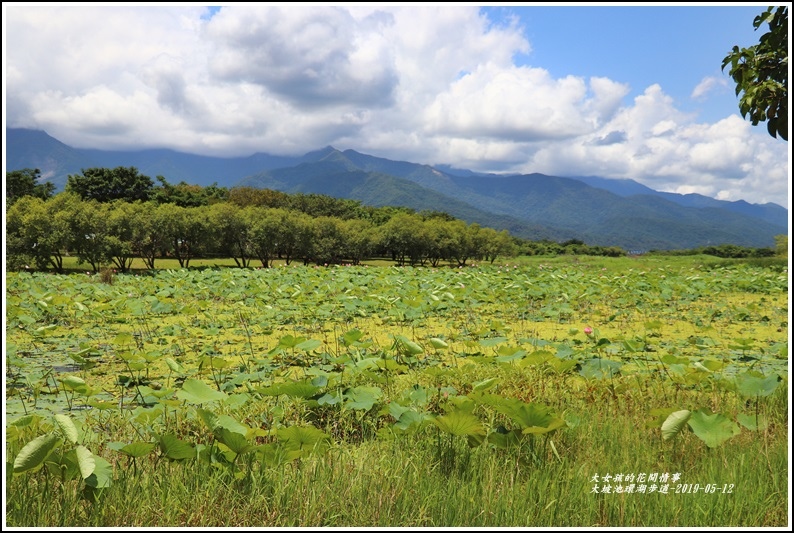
[{"left": 7, "top": 167, "right": 529, "bottom": 273}]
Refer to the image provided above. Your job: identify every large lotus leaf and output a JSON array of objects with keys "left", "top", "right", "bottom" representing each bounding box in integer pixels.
[
  {"left": 159, "top": 434, "right": 196, "bottom": 460},
  {"left": 278, "top": 335, "right": 305, "bottom": 348},
  {"left": 46, "top": 448, "right": 82, "bottom": 480},
  {"left": 257, "top": 442, "right": 298, "bottom": 466},
  {"left": 61, "top": 375, "right": 87, "bottom": 392},
  {"left": 344, "top": 385, "right": 383, "bottom": 411},
  {"left": 317, "top": 392, "right": 341, "bottom": 406},
  {"left": 515, "top": 403, "right": 567, "bottom": 435},
  {"left": 165, "top": 357, "right": 184, "bottom": 373},
  {"left": 84, "top": 455, "right": 113, "bottom": 489},
  {"left": 388, "top": 402, "right": 411, "bottom": 421},
  {"left": 579, "top": 358, "right": 622, "bottom": 379},
  {"left": 432, "top": 410, "right": 485, "bottom": 438},
  {"left": 491, "top": 400, "right": 565, "bottom": 434},
  {"left": 737, "top": 413, "right": 769, "bottom": 432},
  {"left": 487, "top": 427, "right": 523, "bottom": 449},
  {"left": 54, "top": 414, "right": 79, "bottom": 445},
  {"left": 736, "top": 372, "right": 781, "bottom": 398},
  {"left": 342, "top": 329, "right": 364, "bottom": 346},
  {"left": 296, "top": 339, "right": 322, "bottom": 352},
  {"left": 374, "top": 358, "right": 408, "bottom": 373},
  {"left": 177, "top": 379, "right": 228, "bottom": 404},
  {"left": 74, "top": 445, "right": 96, "bottom": 479},
  {"left": 277, "top": 425, "right": 330, "bottom": 453},
  {"left": 520, "top": 350, "right": 554, "bottom": 367},
  {"left": 14, "top": 433, "right": 62, "bottom": 473},
  {"left": 687, "top": 410, "right": 740, "bottom": 448},
  {"left": 546, "top": 358, "right": 578, "bottom": 375},
  {"left": 214, "top": 428, "right": 253, "bottom": 455},
  {"left": 409, "top": 385, "right": 429, "bottom": 406},
  {"left": 661, "top": 410, "right": 691, "bottom": 441},
  {"left": 479, "top": 336, "right": 508, "bottom": 348}
]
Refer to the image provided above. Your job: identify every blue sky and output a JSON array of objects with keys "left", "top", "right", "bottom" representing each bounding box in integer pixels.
[
  {"left": 3, "top": 3, "right": 790, "bottom": 207},
  {"left": 482, "top": 5, "right": 768, "bottom": 123}
]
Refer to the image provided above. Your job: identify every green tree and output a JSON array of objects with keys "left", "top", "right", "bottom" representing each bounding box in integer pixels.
[
  {"left": 228, "top": 186, "right": 291, "bottom": 208},
  {"left": 773, "top": 234, "right": 788, "bottom": 257},
  {"left": 67, "top": 199, "right": 113, "bottom": 272},
  {"left": 479, "top": 227, "right": 519, "bottom": 264},
  {"left": 341, "top": 218, "right": 377, "bottom": 265},
  {"left": 130, "top": 202, "right": 172, "bottom": 269},
  {"left": 722, "top": 6, "right": 788, "bottom": 140},
  {"left": 6, "top": 168, "right": 56, "bottom": 204},
  {"left": 246, "top": 207, "right": 281, "bottom": 268},
  {"left": 309, "top": 216, "right": 346, "bottom": 265},
  {"left": 208, "top": 202, "right": 252, "bottom": 267},
  {"left": 66, "top": 167, "right": 154, "bottom": 202},
  {"left": 161, "top": 206, "right": 212, "bottom": 268},
  {"left": 104, "top": 201, "right": 143, "bottom": 272}
]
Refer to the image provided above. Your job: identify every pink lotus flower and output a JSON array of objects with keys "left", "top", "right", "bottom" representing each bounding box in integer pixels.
[{"left": 584, "top": 327, "right": 593, "bottom": 336}]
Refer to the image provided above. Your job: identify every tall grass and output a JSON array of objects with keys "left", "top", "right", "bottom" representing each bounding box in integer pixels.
[{"left": 6, "top": 371, "right": 788, "bottom": 527}]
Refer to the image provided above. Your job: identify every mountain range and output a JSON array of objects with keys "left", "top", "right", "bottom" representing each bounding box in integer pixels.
[{"left": 5, "top": 127, "right": 788, "bottom": 251}]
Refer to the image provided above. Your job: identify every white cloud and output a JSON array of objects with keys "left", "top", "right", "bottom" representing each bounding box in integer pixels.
[
  {"left": 3, "top": 5, "right": 789, "bottom": 208},
  {"left": 691, "top": 76, "right": 728, "bottom": 100}
]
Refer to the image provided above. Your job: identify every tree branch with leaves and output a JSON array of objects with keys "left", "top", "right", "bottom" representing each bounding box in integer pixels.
[{"left": 722, "top": 6, "right": 788, "bottom": 141}]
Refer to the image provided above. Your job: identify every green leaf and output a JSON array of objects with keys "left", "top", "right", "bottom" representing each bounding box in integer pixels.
[
  {"left": 737, "top": 413, "right": 768, "bottom": 432},
  {"left": 61, "top": 375, "right": 87, "bottom": 391},
  {"left": 165, "top": 357, "right": 184, "bottom": 373},
  {"left": 277, "top": 425, "right": 330, "bottom": 453},
  {"left": 344, "top": 385, "right": 383, "bottom": 411},
  {"left": 108, "top": 441, "right": 157, "bottom": 458},
  {"left": 661, "top": 410, "right": 691, "bottom": 441},
  {"left": 176, "top": 379, "right": 228, "bottom": 404},
  {"left": 54, "top": 414, "right": 79, "bottom": 445},
  {"left": 511, "top": 403, "right": 566, "bottom": 435},
  {"left": 295, "top": 338, "right": 321, "bottom": 352},
  {"left": 428, "top": 337, "right": 448, "bottom": 350},
  {"left": 113, "top": 333, "right": 134, "bottom": 346},
  {"left": 159, "top": 434, "right": 196, "bottom": 460},
  {"left": 214, "top": 428, "right": 253, "bottom": 455},
  {"left": 479, "top": 336, "right": 508, "bottom": 347},
  {"left": 472, "top": 377, "right": 500, "bottom": 392},
  {"left": 14, "top": 433, "right": 62, "bottom": 473},
  {"left": 84, "top": 456, "right": 113, "bottom": 489},
  {"left": 736, "top": 372, "right": 780, "bottom": 398},
  {"left": 433, "top": 410, "right": 485, "bottom": 438},
  {"left": 74, "top": 445, "right": 96, "bottom": 479},
  {"left": 342, "top": 329, "right": 364, "bottom": 346},
  {"left": 395, "top": 335, "right": 423, "bottom": 355},
  {"left": 687, "top": 410, "right": 740, "bottom": 448},
  {"left": 579, "top": 358, "right": 622, "bottom": 379},
  {"left": 487, "top": 428, "right": 523, "bottom": 449}
]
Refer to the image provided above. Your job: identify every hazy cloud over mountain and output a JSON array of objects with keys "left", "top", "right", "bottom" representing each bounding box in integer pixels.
[{"left": 4, "top": 4, "right": 789, "bottom": 207}]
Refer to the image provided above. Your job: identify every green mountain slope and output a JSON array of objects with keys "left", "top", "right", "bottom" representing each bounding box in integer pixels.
[{"left": 6, "top": 128, "right": 787, "bottom": 250}]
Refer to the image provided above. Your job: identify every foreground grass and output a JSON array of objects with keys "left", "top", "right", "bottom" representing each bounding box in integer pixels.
[
  {"left": 5, "top": 364, "right": 788, "bottom": 527},
  {"left": 5, "top": 256, "right": 789, "bottom": 527}
]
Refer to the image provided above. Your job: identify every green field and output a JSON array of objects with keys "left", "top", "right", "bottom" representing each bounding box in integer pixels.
[{"left": 4, "top": 256, "right": 790, "bottom": 527}]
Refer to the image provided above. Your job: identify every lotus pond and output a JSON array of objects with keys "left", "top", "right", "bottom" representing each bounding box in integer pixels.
[{"left": 4, "top": 258, "right": 790, "bottom": 527}]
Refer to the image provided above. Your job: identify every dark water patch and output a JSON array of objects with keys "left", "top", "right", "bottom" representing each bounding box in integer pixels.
[{"left": 52, "top": 364, "right": 81, "bottom": 372}]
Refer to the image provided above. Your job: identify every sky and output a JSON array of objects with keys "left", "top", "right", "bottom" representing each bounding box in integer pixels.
[{"left": 3, "top": 3, "right": 791, "bottom": 208}]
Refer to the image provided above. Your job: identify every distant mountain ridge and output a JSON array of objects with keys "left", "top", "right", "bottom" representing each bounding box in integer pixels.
[{"left": 5, "top": 128, "right": 788, "bottom": 250}]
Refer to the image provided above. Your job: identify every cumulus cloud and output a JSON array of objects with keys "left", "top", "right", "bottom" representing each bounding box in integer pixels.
[
  {"left": 3, "top": 5, "right": 789, "bottom": 207},
  {"left": 205, "top": 6, "right": 399, "bottom": 108}
]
